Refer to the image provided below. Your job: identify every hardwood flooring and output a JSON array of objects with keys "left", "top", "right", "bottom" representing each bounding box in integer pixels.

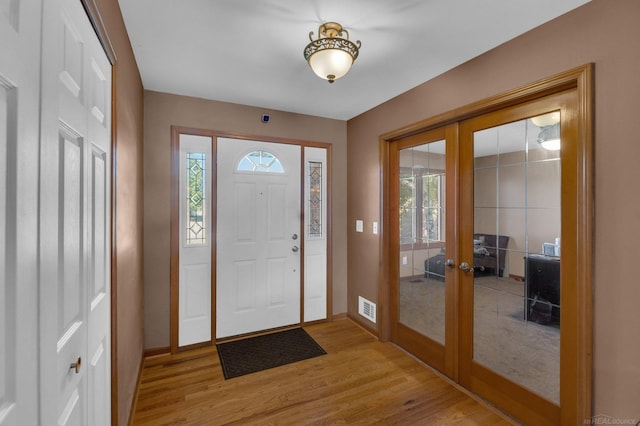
[{"left": 132, "top": 319, "right": 517, "bottom": 425}]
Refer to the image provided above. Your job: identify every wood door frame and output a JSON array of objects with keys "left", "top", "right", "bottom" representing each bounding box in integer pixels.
[
  {"left": 170, "top": 127, "right": 333, "bottom": 352},
  {"left": 379, "top": 64, "right": 593, "bottom": 424}
]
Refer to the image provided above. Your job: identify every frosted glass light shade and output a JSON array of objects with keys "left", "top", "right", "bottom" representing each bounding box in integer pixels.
[
  {"left": 303, "top": 22, "right": 360, "bottom": 83},
  {"left": 308, "top": 49, "right": 354, "bottom": 81}
]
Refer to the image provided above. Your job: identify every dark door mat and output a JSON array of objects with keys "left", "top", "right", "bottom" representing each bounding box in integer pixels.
[{"left": 216, "top": 328, "right": 326, "bottom": 380}]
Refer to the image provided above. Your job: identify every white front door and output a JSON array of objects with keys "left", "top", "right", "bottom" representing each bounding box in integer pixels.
[
  {"left": 178, "top": 134, "right": 212, "bottom": 346},
  {"left": 216, "top": 138, "right": 301, "bottom": 338},
  {"left": 0, "top": 0, "right": 41, "bottom": 424},
  {"left": 39, "top": 0, "right": 112, "bottom": 424}
]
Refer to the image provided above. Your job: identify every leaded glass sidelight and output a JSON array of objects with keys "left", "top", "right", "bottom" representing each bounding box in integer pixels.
[
  {"left": 237, "top": 150, "right": 284, "bottom": 173},
  {"left": 186, "top": 152, "right": 206, "bottom": 245},
  {"left": 308, "top": 161, "right": 323, "bottom": 237}
]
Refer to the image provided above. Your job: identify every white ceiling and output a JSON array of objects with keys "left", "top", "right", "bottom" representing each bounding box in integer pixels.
[{"left": 118, "top": 0, "right": 590, "bottom": 121}]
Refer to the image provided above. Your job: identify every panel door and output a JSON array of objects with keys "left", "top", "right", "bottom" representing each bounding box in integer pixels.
[
  {"left": 39, "top": 0, "right": 112, "bottom": 424},
  {"left": 217, "top": 138, "right": 301, "bottom": 339},
  {"left": 0, "top": 0, "right": 41, "bottom": 424}
]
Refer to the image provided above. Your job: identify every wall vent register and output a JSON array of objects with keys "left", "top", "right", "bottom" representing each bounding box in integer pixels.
[{"left": 358, "top": 296, "right": 376, "bottom": 323}]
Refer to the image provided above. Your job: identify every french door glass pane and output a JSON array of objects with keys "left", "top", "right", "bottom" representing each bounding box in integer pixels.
[
  {"left": 399, "top": 140, "right": 446, "bottom": 344},
  {"left": 472, "top": 113, "right": 561, "bottom": 403}
]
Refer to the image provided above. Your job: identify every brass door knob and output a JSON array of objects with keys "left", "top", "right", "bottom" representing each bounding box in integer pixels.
[{"left": 70, "top": 357, "right": 82, "bottom": 374}]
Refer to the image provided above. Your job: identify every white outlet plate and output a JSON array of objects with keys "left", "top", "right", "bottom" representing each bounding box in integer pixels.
[
  {"left": 356, "top": 220, "right": 363, "bottom": 233},
  {"left": 372, "top": 221, "right": 378, "bottom": 234}
]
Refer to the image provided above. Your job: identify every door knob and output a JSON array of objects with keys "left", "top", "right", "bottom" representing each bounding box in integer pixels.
[
  {"left": 445, "top": 259, "right": 455, "bottom": 267},
  {"left": 70, "top": 357, "right": 82, "bottom": 374},
  {"left": 292, "top": 246, "right": 299, "bottom": 252},
  {"left": 459, "top": 262, "right": 473, "bottom": 272},
  {"left": 459, "top": 262, "right": 485, "bottom": 273}
]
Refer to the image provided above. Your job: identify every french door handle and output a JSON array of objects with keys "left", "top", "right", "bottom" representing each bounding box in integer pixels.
[
  {"left": 459, "top": 262, "right": 473, "bottom": 272},
  {"left": 292, "top": 246, "right": 299, "bottom": 253},
  {"left": 445, "top": 259, "right": 455, "bottom": 267},
  {"left": 459, "top": 262, "right": 485, "bottom": 273}
]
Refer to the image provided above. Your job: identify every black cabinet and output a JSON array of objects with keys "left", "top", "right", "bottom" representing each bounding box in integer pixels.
[{"left": 524, "top": 255, "right": 560, "bottom": 325}]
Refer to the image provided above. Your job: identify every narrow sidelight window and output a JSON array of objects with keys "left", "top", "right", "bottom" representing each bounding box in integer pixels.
[{"left": 186, "top": 152, "right": 206, "bottom": 245}]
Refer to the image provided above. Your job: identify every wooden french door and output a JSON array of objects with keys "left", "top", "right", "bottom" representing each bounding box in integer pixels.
[
  {"left": 458, "top": 92, "right": 578, "bottom": 424},
  {"left": 389, "top": 125, "right": 458, "bottom": 377},
  {"left": 386, "top": 66, "right": 593, "bottom": 425}
]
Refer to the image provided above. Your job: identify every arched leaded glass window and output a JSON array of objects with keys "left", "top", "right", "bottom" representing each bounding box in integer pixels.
[{"left": 237, "top": 150, "right": 284, "bottom": 173}]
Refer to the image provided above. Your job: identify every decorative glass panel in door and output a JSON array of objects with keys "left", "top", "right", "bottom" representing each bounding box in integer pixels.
[
  {"left": 399, "top": 139, "right": 447, "bottom": 344},
  {"left": 471, "top": 112, "right": 561, "bottom": 403}
]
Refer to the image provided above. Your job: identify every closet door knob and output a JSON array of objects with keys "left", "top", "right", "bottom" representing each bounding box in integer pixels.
[{"left": 70, "top": 357, "right": 82, "bottom": 374}]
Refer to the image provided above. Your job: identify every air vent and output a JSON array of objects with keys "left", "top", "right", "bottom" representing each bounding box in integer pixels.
[{"left": 358, "top": 296, "right": 376, "bottom": 323}]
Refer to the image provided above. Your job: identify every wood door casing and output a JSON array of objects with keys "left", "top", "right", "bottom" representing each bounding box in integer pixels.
[{"left": 169, "top": 128, "right": 334, "bottom": 350}]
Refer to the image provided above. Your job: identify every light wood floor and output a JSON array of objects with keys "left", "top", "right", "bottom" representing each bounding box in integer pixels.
[{"left": 132, "top": 319, "right": 517, "bottom": 425}]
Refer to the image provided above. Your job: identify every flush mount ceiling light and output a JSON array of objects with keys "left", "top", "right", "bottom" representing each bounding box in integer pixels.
[
  {"left": 304, "top": 22, "right": 361, "bottom": 84},
  {"left": 537, "top": 122, "right": 561, "bottom": 151}
]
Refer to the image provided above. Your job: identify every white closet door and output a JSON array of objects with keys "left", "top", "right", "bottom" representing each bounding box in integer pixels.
[
  {"left": 39, "top": 0, "right": 112, "bottom": 424},
  {"left": 0, "top": 0, "right": 41, "bottom": 424}
]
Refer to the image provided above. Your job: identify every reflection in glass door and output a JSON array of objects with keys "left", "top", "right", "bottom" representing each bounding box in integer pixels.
[
  {"left": 399, "top": 139, "right": 447, "bottom": 344},
  {"left": 471, "top": 113, "right": 561, "bottom": 404},
  {"left": 392, "top": 125, "right": 454, "bottom": 375}
]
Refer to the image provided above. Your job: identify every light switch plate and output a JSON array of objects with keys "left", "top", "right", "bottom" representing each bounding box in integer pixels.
[
  {"left": 372, "top": 221, "right": 378, "bottom": 234},
  {"left": 356, "top": 220, "right": 363, "bottom": 233}
]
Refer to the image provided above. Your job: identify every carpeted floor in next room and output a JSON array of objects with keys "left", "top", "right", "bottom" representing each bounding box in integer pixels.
[{"left": 400, "top": 274, "right": 560, "bottom": 404}]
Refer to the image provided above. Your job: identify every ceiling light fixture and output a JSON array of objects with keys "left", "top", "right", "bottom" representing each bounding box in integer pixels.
[
  {"left": 304, "top": 22, "right": 361, "bottom": 84},
  {"left": 537, "top": 123, "right": 561, "bottom": 151},
  {"left": 530, "top": 111, "right": 560, "bottom": 127}
]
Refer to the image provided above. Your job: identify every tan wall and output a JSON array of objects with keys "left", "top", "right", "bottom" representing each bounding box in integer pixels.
[
  {"left": 94, "top": 1, "right": 145, "bottom": 424},
  {"left": 143, "top": 91, "right": 347, "bottom": 349},
  {"left": 347, "top": 0, "right": 640, "bottom": 418}
]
